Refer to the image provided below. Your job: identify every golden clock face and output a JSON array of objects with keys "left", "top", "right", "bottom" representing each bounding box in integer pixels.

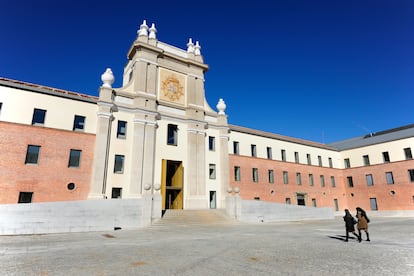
[{"left": 159, "top": 68, "right": 186, "bottom": 105}]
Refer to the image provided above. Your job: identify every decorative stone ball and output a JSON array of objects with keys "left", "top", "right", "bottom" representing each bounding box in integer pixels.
[
  {"left": 234, "top": 187, "right": 240, "bottom": 193},
  {"left": 144, "top": 183, "right": 152, "bottom": 191},
  {"left": 153, "top": 183, "right": 161, "bottom": 191},
  {"left": 227, "top": 187, "right": 233, "bottom": 193}
]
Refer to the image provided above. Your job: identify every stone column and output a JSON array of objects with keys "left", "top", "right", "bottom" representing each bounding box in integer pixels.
[
  {"left": 128, "top": 117, "right": 146, "bottom": 197},
  {"left": 142, "top": 118, "right": 157, "bottom": 194}
]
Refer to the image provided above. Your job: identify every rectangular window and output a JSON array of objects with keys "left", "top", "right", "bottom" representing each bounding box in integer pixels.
[
  {"left": 318, "top": 155, "right": 322, "bottom": 167},
  {"left": 234, "top": 166, "right": 241, "bottom": 181},
  {"left": 328, "top": 157, "right": 333, "bottom": 168},
  {"left": 283, "top": 171, "right": 288, "bottom": 184},
  {"left": 251, "top": 144, "right": 257, "bottom": 157},
  {"left": 285, "top": 198, "right": 291, "bottom": 204},
  {"left": 281, "top": 149, "right": 286, "bottom": 161},
  {"left": 296, "top": 172, "right": 302, "bottom": 185},
  {"left": 370, "top": 198, "right": 378, "bottom": 211},
  {"left": 363, "top": 155, "right": 370, "bottom": 166},
  {"left": 167, "top": 124, "right": 178, "bottom": 146},
  {"left": 347, "top": 176, "right": 354, "bottom": 187},
  {"left": 0, "top": 102, "right": 3, "bottom": 116},
  {"left": 344, "top": 158, "right": 351, "bottom": 168},
  {"left": 333, "top": 199, "right": 339, "bottom": 211},
  {"left": 309, "top": 174, "right": 314, "bottom": 186},
  {"left": 209, "top": 164, "right": 216, "bottom": 179},
  {"left": 111, "top": 188, "right": 122, "bottom": 199},
  {"left": 32, "top": 108, "right": 46, "bottom": 125},
  {"left": 68, "top": 149, "right": 82, "bottom": 168},
  {"left": 252, "top": 168, "right": 259, "bottom": 182},
  {"left": 266, "top": 147, "right": 272, "bottom": 159},
  {"left": 114, "top": 154, "right": 125, "bottom": 173},
  {"left": 117, "top": 120, "right": 127, "bottom": 138},
  {"left": 294, "top": 152, "right": 299, "bottom": 163},
  {"left": 320, "top": 175, "right": 325, "bottom": 187},
  {"left": 233, "top": 141, "right": 239, "bottom": 155},
  {"left": 382, "top": 151, "right": 390, "bottom": 163},
  {"left": 312, "top": 198, "right": 317, "bottom": 207},
  {"left": 331, "top": 176, "right": 336, "bottom": 187},
  {"left": 386, "top": 172, "right": 394, "bottom": 184},
  {"left": 306, "top": 154, "right": 312, "bottom": 165},
  {"left": 404, "top": 148, "right": 412, "bottom": 160},
  {"left": 73, "top": 115, "right": 85, "bottom": 131},
  {"left": 366, "top": 174, "right": 374, "bottom": 186},
  {"left": 25, "top": 145, "right": 41, "bottom": 164},
  {"left": 208, "top": 136, "right": 215, "bottom": 151},
  {"left": 18, "top": 192, "right": 33, "bottom": 203},
  {"left": 268, "top": 170, "right": 274, "bottom": 183},
  {"left": 408, "top": 169, "right": 414, "bottom": 182}
]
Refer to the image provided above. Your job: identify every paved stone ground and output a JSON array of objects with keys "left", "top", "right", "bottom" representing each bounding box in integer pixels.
[{"left": 0, "top": 217, "right": 413, "bottom": 275}]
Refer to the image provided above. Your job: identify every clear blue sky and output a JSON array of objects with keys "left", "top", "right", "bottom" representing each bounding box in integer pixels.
[{"left": 1, "top": 0, "right": 413, "bottom": 143}]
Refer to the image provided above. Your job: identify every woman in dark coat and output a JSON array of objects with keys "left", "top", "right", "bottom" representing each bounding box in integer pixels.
[
  {"left": 343, "top": 209, "right": 359, "bottom": 242},
  {"left": 356, "top": 207, "right": 370, "bottom": 242}
]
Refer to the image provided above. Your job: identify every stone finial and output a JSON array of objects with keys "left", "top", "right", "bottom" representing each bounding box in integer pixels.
[
  {"left": 194, "top": 41, "right": 201, "bottom": 56},
  {"left": 149, "top": 23, "right": 157, "bottom": 39},
  {"left": 216, "top": 98, "right": 226, "bottom": 115},
  {"left": 101, "top": 68, "right": 115, "bottom": 88},
  {"left": 187, "top": 38, "right": 194, "bottom": 53},
  {"left": 138, "top": 20, "right": 149, "bottom": 37}
]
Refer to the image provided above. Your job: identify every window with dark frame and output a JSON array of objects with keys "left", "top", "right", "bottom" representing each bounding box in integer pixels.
[
  {"left": 344, "top": 158, "right": 351, "bottom": 168},
  {"left": 209, "top": 164, "right": 216, "bottom": 179},
  {"left": 363, "top": 155, "right": 370, "bottom": 166},
  {"left": 112, "top": 188, "right": 122, "bottom": 199},
  {"left": 366, "top": 174, "right": 374, "bottom": 186},
  {"left": 268, "top": 169, "right": 274, "bottom": 183},
  {"left": 234, "top": 166, "right": 241, "bottom": 181},
  {"left": 328, "top": 157, "right": 333, "bottom": 168},
  {"left": 333, "top": 199, "right": 339, "bottom": 211},
  {"left": 370, "top": 198, "right": 378, "bottom": 211},
  {"left": 233, "top": 141, "right": 239, "bottom": 155},
  {"left": 208, "top": 136, "right": 215, "bottom": 151},
  {"left": 382, "top": 151, "right": 390, "bottom": 163},
  {"left": 318, "top": 155, "right": 322, "bottom": 167},
  {"left": 252, "top": 168, "right": 259, "bottom": 182},
  {"left": 404, "top": 148, "right": 412, "bottom": 160},
  {"left": 68, "top": 149, "right": 82, "bottom": 168},
  {"left": 73, "top": 115, "right": 85, "bottom": 131},
  {"left": 18, "top": 192, "right": 33, "bottom": 203},
  {"left": 386, "top": 172, "right": 394, "bottom": 184},
  {"left": 408, "top": 169, "right": 414, "bottom": 182},
  {"left": 283, "top": 171, "right": 288, "bottom": 184},
  {"left": 296, "top": 172, "right": 302, "bottom": 185},
  {"left": 347, "top": 176, "right": 354, "bottom": 187},
  {"left": 32, "top": 108, "right": 46, "bottom": 125},
  {"left": 320, "top": 175, "right": 325, "bottom": 187},
  {"left": 266, "top": 147, "right": 272, "bottom": 159},
  {"left": 309, "top": 174, "right": 314, "bottom": 186},
  {"left": 281, "top": 149, "right": 286, "bottom": 161},
  {"left": 251, "top": 144, "right": 257, "bottom": 157},
  {"left": 25, "top": 145, "right": 41, "bottom": 164},
  {"left": 331, "top": 176, "right": 336, "bottom": 187},
  {"left": 294, "top": 152, "right": 299, "bottom": 163},
  {"left": 117, "top": 120, "right": 127, "bottom": 138},
  {"left": 114, "top": 154, "right": 125, "bottom": 173},
  {"left": 167, "top": 124, "right": 178, "bottom": 146},
  {"left": 307, "top": 154, "right": 311, "bottom": 165}
]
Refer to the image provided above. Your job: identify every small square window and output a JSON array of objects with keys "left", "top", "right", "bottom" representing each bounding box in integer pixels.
[
  {"left": 344, "top": 158, "right": 351, "bottom": 168},
  {"left": 112, "top": 188, "right": 122, "bottom": 199},
  {"left": 268, "top": 170, "right": 274, "bottom": 183},
  {"left": 404, "top": 148, "right": 412, "bottom": 160},
  {"left": 285, "top": 198, "right": 291, "bottom": 204},
  {"left": 114, "top": 155, "right": 125, "bottom": 173},
  {"left": 209, "top": 164, "right": 216, "bottom": 179},
  {"left": 266, "top": 147, "right": 272, "bottom": 160},
  {"left": 25, "top": 145, "right": 41, "bottom": 164},
  {"left": 117, "top": 120, "right": 127, "bottom": 138},
  {"left": 68, "top": 149, "right": 82, "bottom": 167},
  {"left": 363, "top": 155, "right": 370, "bottom": 166},
  {"left": 408, "top": 169, "right": 414, "bottom": 182},
  {"left": 328, "top": 158, "right": 333, "bottom": 168},
  {"left": 296, "top": 172, "right": 302, "bottom": 185},
  {"left": 251, "top": 144, "right": 257, "bottom": 157},
  {"left": 312, "top": 198, "right": 317, "bottom": 207},
  {"left": 281, "top": 149, "right": 286, "bottom": 162},
  {"left": 366, "top": 174, "right": 374, "bottom": 186},
  {"left": 294, "top": 152, "right": 299, "bottom": 163},
  {"left": 18, "top": 192, "right": 33, "bottom": 203},
  {"left": 32, "top": 108, "right": 46, "bottom": 125},
  {"left": 382, "top": 151, "right": 390, "bottom": 163},
  {"left": 347, "top": 176, "right": 354, "bottom": 187},
  {"left": 370, "top": 198, "right": 378, "bottom": 211},
  {"left": 306, "top": 154, "right": 312, "bottom": 165},
  {"left": 73, "top": 115, "right": 85, "bottom": 131}
]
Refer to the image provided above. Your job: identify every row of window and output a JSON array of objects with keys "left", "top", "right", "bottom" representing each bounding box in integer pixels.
[
  {"left": 346, "top": 170, "right": 414, "bottom": 187},
  {"left": 234, "top": 166, "right": 337, "bottom": 187},
  {"left": 233, "top": 142, "right": 334, "bottom": 168},
  {"left": 31, "top": 108, "right": 87, "bottom": 131},
  {"left": 345, "top": 148, "right": 412, "bottom": 168},
  {"left": 25, "top": 145, "right": 82, "bottom": 167}
]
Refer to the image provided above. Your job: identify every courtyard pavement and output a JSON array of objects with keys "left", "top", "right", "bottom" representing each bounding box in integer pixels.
[{"left": 0, "top": 216, "right": 413, "bottom": 275}]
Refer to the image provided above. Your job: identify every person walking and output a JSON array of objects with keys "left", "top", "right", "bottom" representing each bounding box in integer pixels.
[
  {"left": 343, "top": 209, "right": 359, "bottom": 242},
  {"left": 356, "top": 207, "right": 370, "bottom": 242}
]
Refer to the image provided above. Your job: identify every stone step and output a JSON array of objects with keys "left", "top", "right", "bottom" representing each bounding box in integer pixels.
[{"left": 151, "top": 209, "right": 238, "bottom": 227}]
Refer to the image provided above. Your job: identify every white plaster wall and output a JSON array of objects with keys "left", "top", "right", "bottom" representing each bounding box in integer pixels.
[
  {"left": 340, "top": 137, "right": 414, "bottom": 167},
  {"left": 229, "top": 130, "right": 341, "bottom": 168},
  {"left": 0, "top": 198, "right": 152, "bottom": 235},
  {"left": 0, "top": 86, "right": 97, "bottom": 133}
]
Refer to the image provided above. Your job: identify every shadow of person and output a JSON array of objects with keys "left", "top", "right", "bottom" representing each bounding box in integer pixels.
[{"left": 328, "top": 235, "right": 357, "bottom": 241}]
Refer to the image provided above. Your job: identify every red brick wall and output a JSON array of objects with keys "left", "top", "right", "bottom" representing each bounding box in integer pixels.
[
  {"left": 229, "top": 154, "right": 414, "bottom": 211},
  {"left": 0, "top": 122, "right": 95, "bottom": 203}
]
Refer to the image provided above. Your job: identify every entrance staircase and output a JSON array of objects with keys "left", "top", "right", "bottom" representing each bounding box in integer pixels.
[{"left": 151, "top": 209, "right": 238, "bottom": 227}]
